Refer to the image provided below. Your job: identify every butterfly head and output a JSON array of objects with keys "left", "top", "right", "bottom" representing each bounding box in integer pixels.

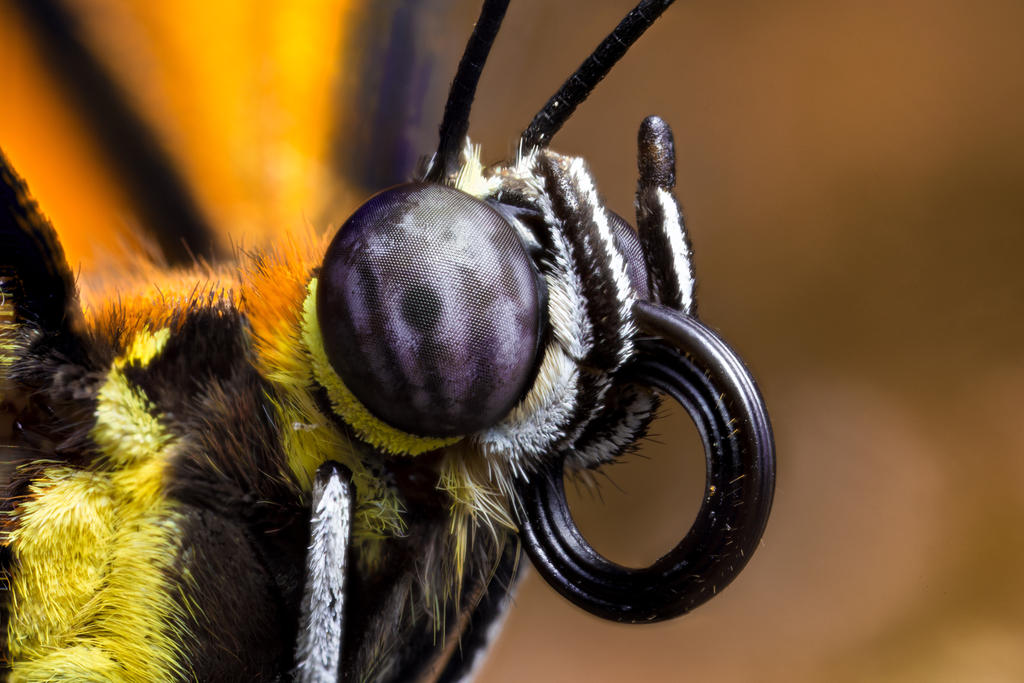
[{"left": 306, "top": 0, "right": 775, "bottom": 624}]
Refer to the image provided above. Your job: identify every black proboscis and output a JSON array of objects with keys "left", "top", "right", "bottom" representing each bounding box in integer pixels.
[{"left": 516, "top": 301, "right": 775, "bottom": 622}]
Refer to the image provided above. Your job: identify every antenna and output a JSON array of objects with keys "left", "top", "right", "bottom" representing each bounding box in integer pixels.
[
  {"left": 520, "top": 0, "right": 676, "bottom": 151},
  {"left": 425, "top": 0, "right": 510, "bottom": 183}
]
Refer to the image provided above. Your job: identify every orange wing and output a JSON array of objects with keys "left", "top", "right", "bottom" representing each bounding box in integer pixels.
[{"left": 0, "top": 0, "right": 455, "bottom": 302}]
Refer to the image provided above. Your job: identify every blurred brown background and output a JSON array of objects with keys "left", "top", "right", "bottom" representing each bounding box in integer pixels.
[
  {"left": 2, "top": 1, "right": 1023, "bottom": 681},
  {"left": 476, "top": 2, "right": 1024, "bottom": 681}
]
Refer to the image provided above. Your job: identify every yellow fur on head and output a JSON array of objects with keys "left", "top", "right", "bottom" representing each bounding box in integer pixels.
[
  {"left": 437, "top": 446, "right": 517, "bottom": 600},
  {"left": 239, "top": 243, "right": 406, "bottom": 548},
  {"left": 302, "top": 278, "right": 462, "bottom": 457}
]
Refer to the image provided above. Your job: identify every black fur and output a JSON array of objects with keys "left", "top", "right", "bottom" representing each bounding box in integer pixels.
[
  {"left": 118, "top": 304, "right": 310, "bottom": 677},
  {"left": 571, "top": 385, "right": 658, "bottom": 466}
]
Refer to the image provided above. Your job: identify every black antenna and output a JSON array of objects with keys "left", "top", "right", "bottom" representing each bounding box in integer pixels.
[
  {"left": 425, "top": 0, "right": 510, "bottom": 183},
  {"left": 520, "top": 0, "right": 676, "bottom": 151}
]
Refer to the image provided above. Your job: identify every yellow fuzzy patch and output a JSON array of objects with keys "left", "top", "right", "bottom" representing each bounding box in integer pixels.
[
  {"left": 302, "top": 279, "right": 462, "bottom": 456},
  {"left": 6, "top": 329, "right": 196, "bottom": 681},
  {"left": 450, "top": 140, "right": 504, "bottom": 200},
  {"left": 438, "top": 448, "right": 516, "bottom": 598},
  {"left": 240, "top": 234, "right": 328, "bottom": 487},
  {"left": 239, "top": 245, "right": 404, "bottom": 544},
  {"left": 91, "top": 329, "right": 173, "bottom": 468},
  {"left": 120, "top": 326, "right": 170, "bottom": 367}
]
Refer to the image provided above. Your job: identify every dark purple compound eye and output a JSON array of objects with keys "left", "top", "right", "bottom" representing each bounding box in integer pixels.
[
  {"left": 317, "top": 183, "right": 543, "bottom": 438},
  {"left": 607, "top": 211, "right": 650, "bottom": 299}
]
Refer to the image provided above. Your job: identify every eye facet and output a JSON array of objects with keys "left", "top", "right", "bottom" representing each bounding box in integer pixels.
[{"left": 318, "top": 183, "right": 543, "bottom": 438}]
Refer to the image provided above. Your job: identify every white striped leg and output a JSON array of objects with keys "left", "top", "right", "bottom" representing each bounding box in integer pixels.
[
  {"left": 635, "top": 115, "right": 696, "bottom": 315},
  {"left": 294, "top": 461, "right": 353, "bottom": 683}
]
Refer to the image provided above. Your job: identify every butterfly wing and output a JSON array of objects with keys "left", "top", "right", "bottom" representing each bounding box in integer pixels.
[{"left": 0, "top": 0, "right": 459, "bottom": 273}]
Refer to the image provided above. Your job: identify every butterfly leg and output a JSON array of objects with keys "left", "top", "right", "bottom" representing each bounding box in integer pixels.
[{"left": 294, "top": 461, "right": 353, "bottom": 683}]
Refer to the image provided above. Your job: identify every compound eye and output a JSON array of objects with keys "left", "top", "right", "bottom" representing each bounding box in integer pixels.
[
  {"left": 317, "top": 183, "right": 542, "bottom": 438},
  {"left": 607, "top": 212, "right": 650, "bottom": 299}
]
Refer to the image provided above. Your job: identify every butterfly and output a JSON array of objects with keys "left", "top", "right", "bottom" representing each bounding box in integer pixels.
[{"left": 0, "top": 0, "right": 774, "bottom": 680}]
